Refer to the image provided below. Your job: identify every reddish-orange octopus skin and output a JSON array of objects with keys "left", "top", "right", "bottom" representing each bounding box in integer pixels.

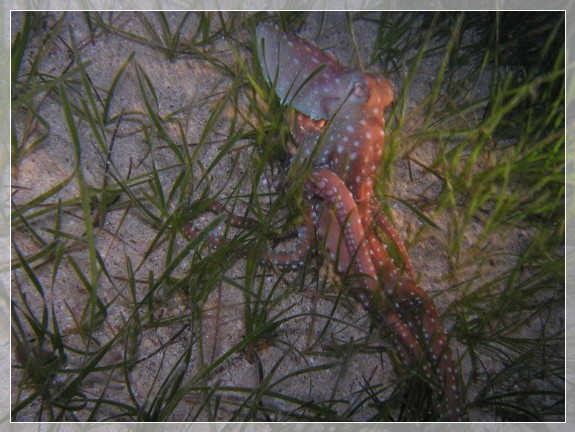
[{"left": 256, "top": 23, "right": 467, "bottom": 421}]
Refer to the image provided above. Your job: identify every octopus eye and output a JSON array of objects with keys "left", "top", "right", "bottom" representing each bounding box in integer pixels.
[
  {"left": 352, "top": 82, "right": 366, "bottom": 96},
  {"left": 351, "top": 79, "right": 369, "bottom": 103}
]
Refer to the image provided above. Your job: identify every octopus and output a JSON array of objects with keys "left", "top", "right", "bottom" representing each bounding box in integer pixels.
[{"left": 186, "top": 23, "right": 467, "bottom": 421}]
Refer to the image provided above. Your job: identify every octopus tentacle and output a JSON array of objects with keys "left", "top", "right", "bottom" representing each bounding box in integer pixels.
[
  {"left": 305, "top": 168, "right": 379, "bottom": 293},
  {"left": 268, "top": 224, "right": 314, "bottom": 269},
  {"left": 183, "top": 201, "right": 258, "bottom": 249},
  {"left": 370, "top": 201, "right": 416, "bottom": 280},
  {"left": 394, "top": 278, "right": 466, "bottom": 420}
]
